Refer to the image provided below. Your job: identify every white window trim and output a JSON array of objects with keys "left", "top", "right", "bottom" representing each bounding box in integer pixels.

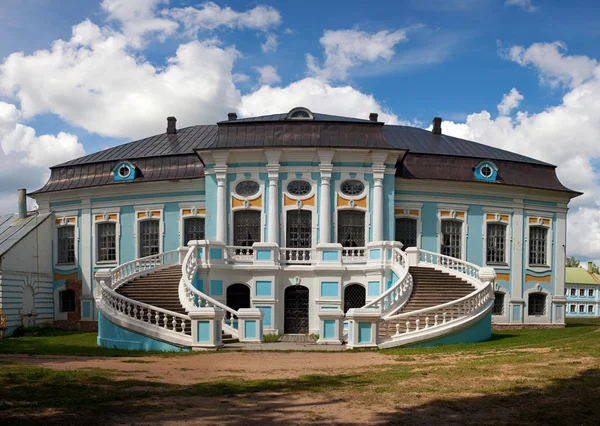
[
  {"left": 229, "top": 173, "right": 265, "bottom": 246},
  {"left": 92, "top": 210, "right": 120, "bottom": 267},
  {"left": 437, "top": 205, "right": 469, "bottom": 261},
  {"left": 179, "top": 204, "right": 206, "bottom": 246},
  {"left": 53, "top": 211, "right": 79, "bottom": 270},
  {"left": 394, "top": 203, "right": 423, "bottom": 249},
  {"left": 281, "top": 175, "right": 317, "bottom": 249},
  {"left": 53, "top": 284, "right": 68, "bottom": 321},
  {"left": 491, "top": 286, "right": 510, "bottom": 323},
  {"left": 482, "top": 210, "right": 512, "bottom": 268},
  {"left": 524, "top": 285, "right": 551, "bottom": 324},
  {"left": 525, "top": 213, "right": 553, "bottom": 272},
  {"left": 134, "top": 205, "right": 164, "bottom": 258},
  {"left": 334, "top": 172, "right": 369, "bottom": 246}
]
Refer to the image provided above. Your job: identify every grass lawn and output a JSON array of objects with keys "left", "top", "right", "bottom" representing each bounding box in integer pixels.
[{"left": 1, "top": 319, "right": 600, "bottom": 424}]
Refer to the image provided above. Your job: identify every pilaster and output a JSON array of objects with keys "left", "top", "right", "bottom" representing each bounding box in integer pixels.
[{"left": 318, "top": 150, "right": 335, "bottom": 244}]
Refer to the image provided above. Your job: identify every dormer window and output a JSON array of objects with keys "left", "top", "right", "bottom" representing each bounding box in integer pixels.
[
  {"left": 474, "top": 161, "right": 498, "bottom": 182},
  {"left": 113, "top": 161, "right": 137, "bottom": 182},
  {"left": 286, "top": 107, "right": 314, "bottom": 120}
]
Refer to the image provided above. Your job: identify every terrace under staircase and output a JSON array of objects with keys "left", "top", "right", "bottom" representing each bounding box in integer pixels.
[{"left": 95, "top": 244, "right": 495, "bottom": 350}]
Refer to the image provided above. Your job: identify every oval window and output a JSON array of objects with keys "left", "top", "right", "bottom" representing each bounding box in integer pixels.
[
  {"left": 118, "top": 164, "right": 131, "bottom": 178},
  {"left": 287, "top": 180, "right": 311, "bottom": 196},
  {"left": 235, "top": 180, "right": 260, "bottom": 197},
  {"left": 480, "top": 165, "right": 493, "bottom": 178},
  {"left": 340, "top": 179, "right": 365, "bottom": 196}
]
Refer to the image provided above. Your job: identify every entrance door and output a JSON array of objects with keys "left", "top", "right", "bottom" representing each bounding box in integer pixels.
[
  {"left": 344, "top": 284, "right": 366, "bottom": 313},
  {"left": 226, "top": 284, "right": 251, "bottom": 320},
  {"left": 284, "top": 286, "right": 309, "bottom": 334}
]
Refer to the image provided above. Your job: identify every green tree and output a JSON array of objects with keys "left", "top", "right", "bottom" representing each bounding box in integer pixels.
[
  {"left": 591, "top": 263, "right": 600, "bottom": 274},
  {"left": 566, "top": 256, "right": 580, "bottom": 268}
]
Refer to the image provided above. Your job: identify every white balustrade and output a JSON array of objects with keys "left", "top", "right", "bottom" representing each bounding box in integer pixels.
[
  {"left": 341, "top": 247, "right": 366, "bottom": 263},
  {"left": 280, "top": 248, "right": 315, "bottom": 264},
  {"left": 111, "top": 249, "right": 179, "bottom": 290},
  {"left": 225, "top": 246, "right": 255, "bottom": 262}
]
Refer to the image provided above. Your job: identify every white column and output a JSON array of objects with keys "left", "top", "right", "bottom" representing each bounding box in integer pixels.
[
  {"left": 319, "top": 167, "right": 332, "bottom": 244},
  {"left": 81, "top": 198, "right": 92, "bottom": 296},
  {"left": 215, "top": 167, "right": 228, "bottom": 243},
  {"left": 267, "top": 167, "right": 279, "bottom": 244},
  {"left": 372, "top": 168, "right": 385, "bottom": 242}
]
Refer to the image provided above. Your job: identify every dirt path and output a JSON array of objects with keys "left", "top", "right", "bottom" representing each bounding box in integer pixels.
[{"left": 0, "top": 352, "right": 393, "bottom": 385}]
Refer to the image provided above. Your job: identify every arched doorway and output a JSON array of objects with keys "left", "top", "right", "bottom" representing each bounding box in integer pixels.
[
  {"left": 284, "top": 286, "right": 309, "bottom": 334},
  {"left": 344, "top": 284, "right": 366, "bottom": 313},
  {"left": 226, "top": 284, "right": 251, "bottom": 315}
]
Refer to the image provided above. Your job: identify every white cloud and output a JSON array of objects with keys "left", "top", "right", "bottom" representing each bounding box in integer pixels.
[
  {"left": 0, "top": 20, "right": 242, "bottom": 139},
  {"left": 261, "top": 34, "right": 278, "bottom": 53},
  {"left": 501, "top": 41, "right": 598, "bottom": 88},
  {"left": 497, "top": 88, "right": 524, "bottom": 115},
  {"left": 438, "top": 41, "right": 600, "bottom": 259},
  {"left": 240, "top": 77, "right": 403, "bottom": 125},
  {"left": 505, "top": 0, "right": 538, "bottom": 12},
  {"left": 308, "top": 28, "right": 410, "bottom": 80},
  {"left": 164, "top": 2, "right": 281, "bottom": 37},
  {"left": 255, "top": 65, "right": 281, "bottom": 85},
  {"left": 101, "top": 0, "right": 178, "bottom": 47}
]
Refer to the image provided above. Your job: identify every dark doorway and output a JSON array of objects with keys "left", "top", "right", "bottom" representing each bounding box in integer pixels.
[
  {"left": 226, "top": 284, "right": 251, "bottom": 314},
  {"left": 344, "top": 284, "right": 366, "bottom": 313},
  {"left": 284, "top": 286, "right": 309, "bottom": 334}
]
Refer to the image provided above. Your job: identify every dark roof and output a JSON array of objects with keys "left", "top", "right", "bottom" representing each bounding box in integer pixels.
[
  {"left": 55, "top": 125, "right": 217, "bottom": 168},
  {"left": 383, "top": 125, "right": 551, "bottom": 166},
  {"left": 400, "top": 154, "right": 577, "bottom": 194},
  {"left": 218, "top": 112, "right": 374, "bottom": 124},
  {"left": 32, "top": 155, "right": 203, "bottom": 194},
  {"left": 0, "top": 212, "right": 51, "bottom": 257},
  {"left": 32, "top": 111, "right": 576, "bottom": 196}
]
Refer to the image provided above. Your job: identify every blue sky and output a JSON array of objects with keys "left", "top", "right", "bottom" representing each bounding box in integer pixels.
[{"left": 0, "top": 0, "right": 600, "bottom": 260}]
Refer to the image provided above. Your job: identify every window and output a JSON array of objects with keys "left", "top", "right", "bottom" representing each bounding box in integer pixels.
[
  {"left": 118, "top": 164, "right": 131, "bottom": 178},
  {"left": 183, "top": 217, "right": 205, "bottom": 245},
  {"left": 59, "top": 290, "right": 76, "bottom": 313},
  {"left": 286, "top": 210, "right": 312, "bottom": 249},
  {"left": 486, "top": 223, "right": 507, "bottom": 264},
  {"left": 589, "top": 288, "right": 595, "bottom": 297},
  {"left": 528, "top": 293, "right": 546, "bottom": 316},
  {"left": 441, "top": 220, "right": 462, "bottom": 259},
  {"left": 97, "top": 223, "right": 117, "bottom": 262},
  {"left": 57, "top": 226, "right": 75, "bottom": 264},
  {"left": 235, "top": 180, "right": 260, "bottom": 197},
  {"left": 588, "top": 305, "right": 594, "bottom": 314},
  {"left": 480, "top": 165, "right": 493, "bottom": 178},
  {"left": 580, "top": 288, "right": 586, "bottom": 297},
  {"left": 570, "top": 287, "right": 576, "bottom": 296},
  {"left": 529, "top": 226, "right": 548, "bottom": 266},
  {"left": 570, "top": 304, "right": 576, "bottom": 313},
  {"left": 233, "top": 210, "right": 261, "bottom": 247},
  {"left": 340, "top": 180, "right": 365, "bottom": 196},
  {"left": 395, "top": 218, "right": 417, "bottom": 249},
  {"left": 287, "top": 180, "right": 311, "bottom": 196},
  {"left": 493, "top": 292, "right": 505, "bottom": 316},
  {"left": 579, "top": 304, "right": 585, "bottom": 313},
  {"left": 139, "top": 220, "right": 160, "bottom": 257},
  {"left": 337, "top": 210, "right": 365, "bottom": 247}
]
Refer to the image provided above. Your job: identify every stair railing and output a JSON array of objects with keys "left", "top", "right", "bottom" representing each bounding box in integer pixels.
[
  {"left": 418, "top": 249, "right": 481, "bottom": 286},
  {"left": 110, "top": 249, "right": 179, "bottom": 290},
  {"left": 179, "top": 245, "right": 240, "bottom": 337},
  {"left": 362, "top": 247, "right": 413, "bottom": 316},
  {"left": 95, "top": 273, "right": 192, "bottom": 346}
]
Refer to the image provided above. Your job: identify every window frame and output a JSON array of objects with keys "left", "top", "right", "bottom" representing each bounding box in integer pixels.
[
  {"left": 525, "top": 214, "right": 553, "bottom": 272},
  {"left": 394, "top": 204, "right": 422, "bottom": 250},
  {"left": 589, "top": 288, "right": 594, "bottom": 298},
  {"left": 335, "top": 173, "right": 368, "bottom": 245},
  {"left": 492, "top": 291, "right": 505, "bottom": 316},
  {"left": 134, "top": 205, "right": 164, "bottom": 258},
  {"left": 528, "top": 293, "right": 547, "bottom": 317},
  {"left": 96, "top": 222, "right": 118, "bottom": 263},
  {"left": 232, "top": 209, "right": 263, "bottom": 247},
  {"left": 53, "top": 213, "right": 78, "bottom": 269},
  {"left": 570, "top": 287, "right": 576, "bottom": 296},
  {"left": 58, "top": 289, "right": 76, "bottom": 313},
  {"left": 483, "top": 210, "right": 512, "bottom": 268},
  {"left": 92, "top": 210, "right": 120, "bottom": 266},
  {"left": 337, "top": 209, "right": 367, "bottom": 248},
  {"left": 437, "top": 206, "right": 468, "bottom": 260},
  {"left": 179, "top": 204, "right": 206, "bottom": 246},
  {"left": 56, "top": 225, "right": 76, "bottom": 265},
  {"left": 282, "top": 176, "right": 316, "bottom": 249}
]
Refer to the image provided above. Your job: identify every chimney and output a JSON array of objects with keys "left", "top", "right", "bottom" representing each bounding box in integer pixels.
[
  {"left": 228, "top": 112, "right": 238, "bottom": 121},
  {"left": 432, "top": 117, "right": 442, "bottom": 135},
  {"left": 369, "top": 112, "right": 378, "bottom": 122},
  {"left": 166, "top": 116, "right": 177, "bottom": 135},
  {"left": 589, "top": 261, "right": 594, "bottom": 273},
  {"left": 17, "top": 188, "right": 27, "bottom": 219}
]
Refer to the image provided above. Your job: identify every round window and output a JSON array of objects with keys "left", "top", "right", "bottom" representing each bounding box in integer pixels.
[
  {"left": 287, "top": 180, "right": 311, "bottom": 196},
  {"left": 235, "top": 180, "right": 260, "bottom": 197},
  {"left": 340, "top": 179, "right": 365, "bottom": 196},
  {"left": 480, "top": 165, "right": 493, "bottom": 178},
  {"left": 118, "top": 164, "right": 131, "bottom": 178}
]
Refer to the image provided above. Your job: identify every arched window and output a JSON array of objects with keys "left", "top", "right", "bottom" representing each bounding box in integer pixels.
[
  {"left": 233, "top": 210, "right": 261, "bottom": 247},
  {"left": 59, "top": 290, "right": 76, "bottom": 313},
  {"left": 395, "top": 218, "right": 417, "bottom": 249},
  {"left": 226, "top": 284, "right": 251, "bottom": 313},
  {"left": 183, "top": 217, "right": 205, "bottom": 245},
  {"left": 337, "top": 210, "right": 365, "bottom": 248},
  {"left": 528, "top": 293, "right": 546, "bottom": 316},
  {"left": 344, "top": 284, "right": 366, "bottom": 313},
  {"left": 440, "top": 220, "right": 462, "bottom": 259}
]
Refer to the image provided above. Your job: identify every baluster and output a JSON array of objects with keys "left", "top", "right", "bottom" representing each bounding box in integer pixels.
[
  {"left": 425, "top": 317, "right": 429, "bottom": 329},
  {"left": 163, "top": 314, "right": 168, "bottom": 329},
  {"left": 415, "top": 319, "right": 420, "bottom": 331},
  {"left": 154, "top": 311, "right": 160, "bottom": 326},
  {"left": 395, "top": 323, "right": 401, "bottom": 336},
  {"left": 443, "top": 312, "right": 447, "bottom": 324},
  {"left": 434, "top": 314, "right": 438, "bottom": 326},
  {"left": 171, "top": 317, "right": 177, "bottom": 331},
  {"left": 405, "top": 320, "right": 410, "bottom": 333}
]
